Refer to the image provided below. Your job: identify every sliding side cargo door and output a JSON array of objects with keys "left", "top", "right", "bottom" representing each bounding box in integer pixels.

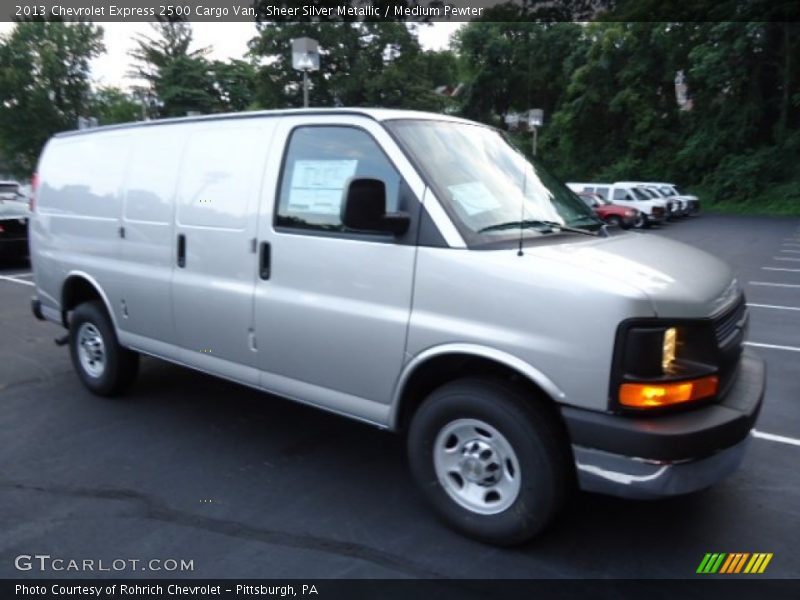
[{"left": 171, "top": 118, "right": 276, "bottom": 386}]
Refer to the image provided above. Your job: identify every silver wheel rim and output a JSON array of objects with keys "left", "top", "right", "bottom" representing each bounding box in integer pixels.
[
  {"left": 77, "top": 322, "right": 106, "bottom": 378},
  {"left": 433, "top": 418, "right": 521, "bottom": 515}
]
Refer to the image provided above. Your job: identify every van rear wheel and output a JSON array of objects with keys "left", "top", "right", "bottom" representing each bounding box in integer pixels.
[
  {"left": 407, "top": 378, "right": 572, "bottom": 546},
  {"left": 69, "top": 300, "right": 139, "bottom": 396}
]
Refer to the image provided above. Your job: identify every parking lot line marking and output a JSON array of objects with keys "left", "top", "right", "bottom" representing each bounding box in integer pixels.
[
  {"left": 781, "top": 249, "right": 800, "bottom": 254},
  {"left": 745, "top": 341, "right": 800, "bottom": 352},
  {"left": 762, "top": 267, "right": 800, "bottom": 273},
  {"left": 752, "top": 430, "right": 800, "bottom": 448},
  {"left": 748, "top": 281, "right": 800, "bottom": 288},
  {"left": 0, "top": 275, "right": 34, "bottom": 287},
  {"left": 747, "top": 303, "right": 800, "bottom": 311},
  {"left": 773, "top": 257, "right": 800, "bottom": 262}
]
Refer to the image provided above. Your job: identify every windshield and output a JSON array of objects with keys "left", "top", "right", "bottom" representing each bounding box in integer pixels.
[
  {"left": 659, "top": 186, "right": 676, "bottom": 196},
  {"left": 645, "top": 187, "right": 664, "bottom": 198},
  {"left": 631, "top": 187, "right": 651, "bottom": 201},
  {"left": 580, "top": 194, "right": 600, "bottom": 208},
  {"left": 386, "top": 119, "right": 602, "bottom": 246},
  {"left": 592, "top": 194, "right": 612, "bottom": 205}
]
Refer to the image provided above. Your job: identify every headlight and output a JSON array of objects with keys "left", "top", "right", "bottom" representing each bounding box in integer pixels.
[
  {"left": 612, "top": 320, "right": 719, "bottom": 411},
  {"left": 662, "top": 327, "right": 677, "bottom": 372},
  {"left": 625, "top": 210, "right": 634, "bottom": 217}
]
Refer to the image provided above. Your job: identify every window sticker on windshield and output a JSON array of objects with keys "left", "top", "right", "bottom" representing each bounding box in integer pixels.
[
  {"left": 448, "top": 181, "right": 502, "bottom": 216},
  {"left": 288, "top": 160, "right": 357, "bottom": 214}
]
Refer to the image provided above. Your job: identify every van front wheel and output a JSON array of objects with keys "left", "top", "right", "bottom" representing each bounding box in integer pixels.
[
  {"left": 407, "top": 378, "right": 572, "bottom": 545},
  {"left": 69, "top": 300, "right": 139, "bottom": 396}
]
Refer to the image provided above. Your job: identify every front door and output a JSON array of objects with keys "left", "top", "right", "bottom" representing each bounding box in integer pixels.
[{"left": 253, "top": 116, "right": 422, "bottom": 423}]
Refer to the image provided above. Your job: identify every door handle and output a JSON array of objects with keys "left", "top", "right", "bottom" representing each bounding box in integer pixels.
[
  {"left": 259, "top": 241, "right": 271, "bottom": 280},
  {"left": 177, "top": 234, "right": 186, "bottom": 268}
]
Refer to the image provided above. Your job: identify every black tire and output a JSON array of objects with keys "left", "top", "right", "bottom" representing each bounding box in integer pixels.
[
  {"left": 69, "top": 300, "right": 139, "bottom": 396},
  {"left": 407, "top": 378, "right": 573, "bottom": 546},
  {"left": 632, "top": 214, "right": 646, "bottom": 229},
  {"left": 606, "top": 215, "right": 623, "bottom": 228}
]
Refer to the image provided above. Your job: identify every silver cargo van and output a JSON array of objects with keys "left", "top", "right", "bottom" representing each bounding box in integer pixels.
[{"left": 30, "top": 109, "right": 764, "bottom": 545}]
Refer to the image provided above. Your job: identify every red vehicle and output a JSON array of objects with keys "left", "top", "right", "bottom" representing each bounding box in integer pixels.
[{"left": 577, "top": 191, "right": 643, "bottom": 229}]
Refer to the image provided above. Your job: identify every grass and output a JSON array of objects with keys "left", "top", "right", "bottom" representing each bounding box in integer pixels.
[{"left": 691, "top": 181, "right": 800, "bottom": 217}]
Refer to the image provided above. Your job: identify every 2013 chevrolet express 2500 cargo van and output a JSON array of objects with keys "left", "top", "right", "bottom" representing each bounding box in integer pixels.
[{"left": 30, "top": 109, "right": 765, "bottom": 545}]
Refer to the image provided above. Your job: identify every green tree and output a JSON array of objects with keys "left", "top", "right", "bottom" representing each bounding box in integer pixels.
[
  {"left": 454, "top": 22, "right": 588, "bottom": 126},
  {"left": 90, "top": 87, "right": 141, "bottom": 125},
  {"left": 0, "top": 19, "right": 104, "bottom": 177},
  {"left": 543, "top": 22, "right": 689, "bottom": 180},
  {"left": 210, "top": 59, "right": 259, "bottom": 112},
  {"left": 129, "top": 21, "right": 217, "bottom": 117},
  {"left": 249, "top": 22, "right": 447, "bottom": 111}
]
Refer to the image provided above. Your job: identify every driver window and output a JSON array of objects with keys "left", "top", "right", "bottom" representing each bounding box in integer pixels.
[{"left": 276, "top": 126, "right": 401, "bottom": 232}]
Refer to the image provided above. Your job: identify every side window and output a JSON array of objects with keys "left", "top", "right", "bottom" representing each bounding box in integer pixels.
[
  {"left": 276, "top": 126, "right": 400, "bottom": 232},
  {"left": 595, "top": 186, "right": 609, "bottom": 200},
  {"left": 612, "top": 188, "right": 627, "bottom": 201}
]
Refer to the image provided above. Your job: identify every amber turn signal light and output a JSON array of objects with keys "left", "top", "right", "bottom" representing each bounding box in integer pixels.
[{"left": 619, "top": 375, "right": 719, "bottom": 409}]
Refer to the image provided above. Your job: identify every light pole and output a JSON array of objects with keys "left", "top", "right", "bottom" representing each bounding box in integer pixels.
[
  {"left": 528, "top": 109, "right": 543, "bottom": 156},
  {"left": 292, "top": 37, "right": 320, "bottom": 108}
]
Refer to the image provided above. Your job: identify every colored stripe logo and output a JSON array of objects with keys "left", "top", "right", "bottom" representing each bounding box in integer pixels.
[{"left": 697, "top": 553, "right": 773, "bottom": 574}]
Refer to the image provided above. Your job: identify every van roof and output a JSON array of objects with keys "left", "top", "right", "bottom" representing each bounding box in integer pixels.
[{"left": 54, "top": 108, "right": 474, "bottom": 138}]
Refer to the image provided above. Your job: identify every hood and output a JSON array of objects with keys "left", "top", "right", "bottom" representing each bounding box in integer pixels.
[{"left": 525, "top": 233, "right": 737, "bottom": 318}]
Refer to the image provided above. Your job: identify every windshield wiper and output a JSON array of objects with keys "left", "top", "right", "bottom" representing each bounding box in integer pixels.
[
  {"left": 538, "top": 220, "right": 602, "bottom": 237},
  {"left": 478, "top": 220, "right": 554, "bottom": 234},
  {"left": 478, "top": 219, "right": 600, "bottom": 237}
]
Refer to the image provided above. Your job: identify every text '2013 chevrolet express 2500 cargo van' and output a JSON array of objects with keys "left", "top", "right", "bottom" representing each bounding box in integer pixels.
[{"left": 30, "top": 109, "right": 765, "bottom": 545}]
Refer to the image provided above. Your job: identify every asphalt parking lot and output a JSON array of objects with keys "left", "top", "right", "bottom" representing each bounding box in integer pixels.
[{"left": 1, "top": 214, "right": 799, "bottom": 579}]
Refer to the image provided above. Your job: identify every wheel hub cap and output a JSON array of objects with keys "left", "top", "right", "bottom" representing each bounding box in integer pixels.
[
  {"left": 77, "top": 322, "right": 106, "bottom": 378},
  {"left": 434, "top": 418, "right": 521, "bottom": 515},
  {"left": 458, "top": 439, "right": 501, "bottom": 485}
]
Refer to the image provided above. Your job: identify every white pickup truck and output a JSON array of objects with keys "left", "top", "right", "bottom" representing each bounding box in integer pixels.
[{"left": 0, "top": 180, "right": 30, "bottom": 258}]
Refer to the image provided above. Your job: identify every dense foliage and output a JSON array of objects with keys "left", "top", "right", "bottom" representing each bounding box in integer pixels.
[
  {"left": 456, "top": 21, "right": 800, "bottom": 210},
  {"left": 0, "top": 16, "right": 797, "bottom": 212},
  {"left": 0, "top": 19, "right": 104, "bottom": 175},
  {"left": 249, "top": 22, "right": 455, "bottom": 111}
]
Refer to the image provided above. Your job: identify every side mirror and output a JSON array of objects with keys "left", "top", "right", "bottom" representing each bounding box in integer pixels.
[{"left": 341, "top": 177, "right": 410, "bottom": 236}]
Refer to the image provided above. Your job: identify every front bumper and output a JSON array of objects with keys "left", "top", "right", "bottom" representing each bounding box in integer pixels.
[{"left": 562, "top": 351, "right": 765, "bottom": 499}]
